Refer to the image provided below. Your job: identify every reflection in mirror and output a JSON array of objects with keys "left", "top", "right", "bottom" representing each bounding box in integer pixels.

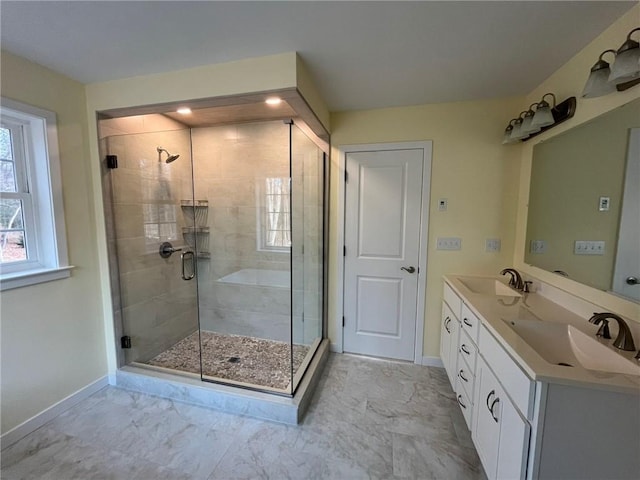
[{"left": 525, "top": 98, "right": 640, "bottom": 303}]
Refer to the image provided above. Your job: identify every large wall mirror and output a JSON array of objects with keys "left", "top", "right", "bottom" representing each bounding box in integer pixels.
[{"left": 525, "top": 98, "right": 640, "bottom": 304}]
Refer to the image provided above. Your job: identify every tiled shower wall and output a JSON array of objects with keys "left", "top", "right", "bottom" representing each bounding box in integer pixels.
[
  {"left": 191, "top": 122, "right": 292, "bottom": 342},
  {"left": 191, "top": 121, "right": 324, "bottom": 345},
  {"left": 102, "top": 125, "right": 198, "bottom": 364}
]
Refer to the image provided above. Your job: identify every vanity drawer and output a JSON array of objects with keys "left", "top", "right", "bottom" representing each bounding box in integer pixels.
[
  {"left": 461, "top": 303, "right": 480, "bottom": 343},
  {"left": 458, "top": 328, "right": 478, "bottom": 372},
  {"left": 444, "top": 283, "right": 462, "bottom": 320},
  {"left": 455, "top": 376, "right": 473, "bottom": 430},
  {"left": 479, "top": 325, "right": 535, "bottom": 419}
]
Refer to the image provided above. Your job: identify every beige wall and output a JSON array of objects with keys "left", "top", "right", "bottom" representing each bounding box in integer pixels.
[
  {"left": 0, "top": 51, "right": 106, "bottom": 434},
  {"left": 515, "top": 4, "right": 640, "bottom": 322},
  {"left": 330, "top": 97, "right": 524, "bottom": 357}
]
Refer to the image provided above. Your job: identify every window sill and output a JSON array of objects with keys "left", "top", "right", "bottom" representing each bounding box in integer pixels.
[{"left": 0, "top": 266, "right": 75, "bottom": 291}]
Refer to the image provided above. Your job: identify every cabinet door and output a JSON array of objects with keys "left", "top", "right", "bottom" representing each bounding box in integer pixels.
[
  {"left": 473, "top": 357, "right": 530, "bottom": 480},
  {"left": 440, "top": 302, "right": 458, "bottom": 387},
  {"left": 473, "top": 358, "right": 501, "bottom": 479}
]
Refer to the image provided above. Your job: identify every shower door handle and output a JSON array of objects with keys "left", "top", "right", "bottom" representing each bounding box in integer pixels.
[{"left": 181, "top": 250, "right": 195, "bottom": 280}]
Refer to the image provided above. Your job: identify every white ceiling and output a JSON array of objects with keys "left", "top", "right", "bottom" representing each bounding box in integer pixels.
[{"left": 0, "top": 1, "right": 635, "bottom": 111}]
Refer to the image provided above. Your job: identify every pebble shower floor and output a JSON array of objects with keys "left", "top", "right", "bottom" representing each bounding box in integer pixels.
[{"left": 147, "top": 331, "right": 310, "bottom": 390}]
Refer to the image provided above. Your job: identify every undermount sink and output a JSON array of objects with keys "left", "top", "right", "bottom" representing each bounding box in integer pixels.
[
  {"left": 503, "top": 318, "right": 640, "bottom": 376},
  {"left": 458, "top": 276, "right": 522, "bottom": 297}
]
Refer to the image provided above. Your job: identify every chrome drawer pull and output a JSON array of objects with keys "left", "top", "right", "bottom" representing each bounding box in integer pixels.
[
  {"left": 457, "top": 395, "right": 467, "bottom": 409},
  {"left": 463, "top": 318, "right": 473, "bottom": 327},
  {"left": 459, "top": 370, "right": 468, "bottom": 382},
  {"left": 460, "top": 344, "right": 471, "bottom": 355}
]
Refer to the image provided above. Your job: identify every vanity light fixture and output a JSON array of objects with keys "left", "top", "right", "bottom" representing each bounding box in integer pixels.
[
  {"left": 520, "top": 103, "right": 542, "bottom": 136},
  {"left": 582, "top": 27, "right": 640, "bottom": 98},
  {"left": 501, "top": 93, "right": 576, "bottom": 144},
  {"left": 530, "top": 93, "right": 556, "bottom": 129},
  {"left": 582, "top": 50, "right": 618, "bottom": 98},
  {"left": 176, "top": 107, "right": 192, "bottom": 114},
  {"left": 501, "top": 119, "right": 520, "bottom": 144},
  {"left": 608, "top": 27, "right": 640, "bottom": 83},
  {"left": 509, "top": 111, "right": 530, "bottom": 141},
  {"left": 265, "top": 97, "right": 282, "bottom": 106}
]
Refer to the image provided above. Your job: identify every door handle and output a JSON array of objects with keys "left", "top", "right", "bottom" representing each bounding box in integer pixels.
[
  {"left": 181, "top": 250, "right": 195, "bottom": 280},
  {"left": 401, "top": 266, "right": 416, "bottom": 274},
  {"left": 626, "top": 276, "right": 639, "bottom": 285}
]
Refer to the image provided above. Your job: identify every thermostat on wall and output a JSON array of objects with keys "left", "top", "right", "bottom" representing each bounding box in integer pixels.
[{"left": 599, "top": 196, "right": 610, "bottom": 211}]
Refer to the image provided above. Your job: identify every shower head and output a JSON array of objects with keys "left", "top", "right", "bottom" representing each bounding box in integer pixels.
[{"left": 157, "top": 146, "right": 180, "bottom": 163}]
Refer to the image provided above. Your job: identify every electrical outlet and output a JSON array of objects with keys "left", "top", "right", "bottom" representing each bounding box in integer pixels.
[
  {"left": 530, "top": 240, "right": 546, "bottom": 254},
  {"left": 437, "top": 237, "right": 461, "bottom": 250},
  {"left": 438, "top": 198, "right": 448, "bottom": 211},
  {"left": 485, "top": 238, "right": 501, "bottom": 252}
]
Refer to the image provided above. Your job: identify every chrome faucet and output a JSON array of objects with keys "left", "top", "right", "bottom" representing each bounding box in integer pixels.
[
  {"left": 588, "top": 313, "right": 636, "bottom": 351},
  {"left": 500, "top": 268, "right": 524, "bottom": 291}
]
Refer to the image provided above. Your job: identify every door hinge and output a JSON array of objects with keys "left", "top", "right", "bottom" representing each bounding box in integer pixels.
[
  {"left": 106, "top": 155, "right": 118, "bottom": 169},
  {"left": 342, "top": 316, "right": 345, "bottom": 327},
  {"left": 343, "top": 245, "right": 346, "bottom": 256},
  {"left": 121, "top": 335, "right": 131, "bottom": 349}
]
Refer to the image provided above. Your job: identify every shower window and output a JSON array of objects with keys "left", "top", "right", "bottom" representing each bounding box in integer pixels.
[{"left": 257, "top": 176, "right": 291, "bottom": 252}]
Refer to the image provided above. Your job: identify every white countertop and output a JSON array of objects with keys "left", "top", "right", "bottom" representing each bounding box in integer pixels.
[{"left": 444, "top": 274, "right": 640, "bottom": 394}]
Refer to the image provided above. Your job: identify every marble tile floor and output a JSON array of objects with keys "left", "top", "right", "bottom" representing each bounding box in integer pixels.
[{"left": 1, "top": 353, "right": 485, "bottom": 480}]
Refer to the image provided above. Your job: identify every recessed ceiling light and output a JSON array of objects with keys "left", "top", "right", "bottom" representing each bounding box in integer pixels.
[
  {"left": 176, "top": 107, "right": 192, "bottom": 114},
  {"left": 265, "top": 97, "right": 282, "bottom": 106}
]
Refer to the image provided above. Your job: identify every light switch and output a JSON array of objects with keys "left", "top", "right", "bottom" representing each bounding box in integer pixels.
[
  {"left": 436, "top": 237, "right": 461, "bottom": 250},
  {"left": 530, "top": 240, "right": 546, "bottom": 254},
  {"left": 574, "top": 240, "right": 605, "bottom": 255},
  {"left": 485, "top": 238, "right": 501, "bottom": 252}
]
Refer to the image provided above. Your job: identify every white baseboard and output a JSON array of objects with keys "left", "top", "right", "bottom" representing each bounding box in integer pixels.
[
  {"left": 421, "top": 356, "right": 444, "bottom": 368},
  {"left": 329, "top": 342, "right": 343, "bottom": 353},
  {"left": 1, "top": 376, "right": 109, "bottom": 450}
]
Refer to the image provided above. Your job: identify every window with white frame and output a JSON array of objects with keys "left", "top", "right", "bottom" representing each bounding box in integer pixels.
[
  {"left": 257, "top": 177, "right": 291, "bottom": 252},
  {"left": 0, "top": 97, "right": 71, "bottom": 290}
]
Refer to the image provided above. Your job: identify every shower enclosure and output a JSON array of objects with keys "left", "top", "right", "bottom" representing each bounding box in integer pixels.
[{"left": 99, "top": 101, "right": 327, "bottom": 396}]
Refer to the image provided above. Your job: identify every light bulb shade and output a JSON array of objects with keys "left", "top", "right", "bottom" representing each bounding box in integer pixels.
[
  {"left": 510, "top": 121, "right": 528, "bottom": 141},
  {"left": 609, "top": 47, "right": 640, "bottom": 83},
  {"left": 582, "top": 67, "right": 617, "bottom": 98},
  {"left": 531, "top": 104, "right": 554, "bottom": 129},
  {"left": 502, "top": 129, "right": 517, "bottom": 145},
  {"left": 521, "top": 114, "right": 541, "bottom": 135}
]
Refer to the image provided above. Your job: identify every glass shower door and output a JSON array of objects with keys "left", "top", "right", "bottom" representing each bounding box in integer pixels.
[
  {"left": 103, "top": 129, "right": 200, "bottom": 374},
  {"left": 291, "top": 122, "right": 325, "bottom": 392}
]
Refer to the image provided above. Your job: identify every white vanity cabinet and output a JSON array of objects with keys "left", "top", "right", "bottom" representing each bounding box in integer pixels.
[
  {"left": 440, "top": 276, "right": 640, "bottom": 480},
  {"left": 442, "top": 284, "right": 481, "bottom": 430},
  {"left": 473, "top": 356, "right": 530, "bottom": 480}
]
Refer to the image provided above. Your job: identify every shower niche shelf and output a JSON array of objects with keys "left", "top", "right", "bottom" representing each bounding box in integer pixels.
[
  {"left": 181, "top": 199, "right": 209, "bottom": 258},
  {"left": 182, "top": 226, "right": 210, "bottom": 259},
  {"left": 181, "top": 199, "right": 208, "bottom": 226}
]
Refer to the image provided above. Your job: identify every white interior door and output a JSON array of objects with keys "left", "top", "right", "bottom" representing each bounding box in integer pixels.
[
  {"left": 343, "top": 148, "right": 425, "bottom": 360},
  {"left": 612, "top": 128, "right": 640, "bottom": 302}
]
